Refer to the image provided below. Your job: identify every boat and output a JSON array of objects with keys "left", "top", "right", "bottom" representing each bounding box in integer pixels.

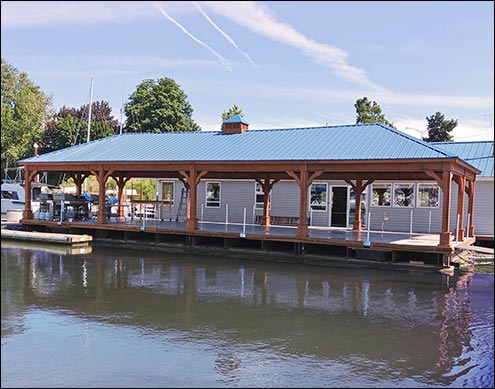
[{"left": 1, "top": 167, "right": 52, "bottom": 221}]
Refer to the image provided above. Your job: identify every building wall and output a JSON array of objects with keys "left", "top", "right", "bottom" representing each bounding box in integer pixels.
[
  {"left": 449, "top": 179, "right": 494, "bottom": 236},
  {"left": 366, "top": 180, "right": 442, "bottom": 234},
  {"left": 473, "top": 180, "right": 494, "bottom": 236},
  {"left": 156, "top": 177, "right": 493, "bottom": 236}
]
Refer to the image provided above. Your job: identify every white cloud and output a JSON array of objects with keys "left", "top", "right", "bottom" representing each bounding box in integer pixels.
[
  {"left": 193, "top": 1, "right": 257, "bottom": 68},
  {"left": 394, "top": 117, "right": 493, "bottom": 141},
  {"left": 186, "top": 79, "right": 493, "bottom": 111},
  {"left": 152, "top": 2, "right": 233, "bottom": 72},
  {"left": 203, "top": 1, "right": 389, "bottom": 92},
  {"left": 1, "top": 1, "right": 157, "bottom": 28},
  {"left": 9, "top": 53, "right": 227, "bottom": 76},
  {"left": 377, "top": 92, "right": 493, "bottom": 110},
  {"left": 196, "top": 115, "right": 323, "bottom": 131}
]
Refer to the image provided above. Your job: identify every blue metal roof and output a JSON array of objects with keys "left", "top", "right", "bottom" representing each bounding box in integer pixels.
[
  {"left": 432, "top": 141, "right": 494, "bottom": 178},
  {"left": 22, "top": 123, "right": 459, "bottom": 164},
  {"left": 223, "top": 114, "right": 249, "bottom": 125}
]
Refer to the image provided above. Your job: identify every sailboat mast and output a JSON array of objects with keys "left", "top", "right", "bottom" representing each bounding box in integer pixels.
[
  {"left": 84, "top": 78, "right": 94, "bottom": 194},
  {"left": 119, "top": 78, "right": 126, "bottom": 135},
  {"left": 86, "top": 78, "right": 94, "bottom": 143}
]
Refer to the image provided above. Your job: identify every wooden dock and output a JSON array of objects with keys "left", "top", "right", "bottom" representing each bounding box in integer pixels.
[{"left": 1, "top": 229, "right": 92, "bottom": 246}]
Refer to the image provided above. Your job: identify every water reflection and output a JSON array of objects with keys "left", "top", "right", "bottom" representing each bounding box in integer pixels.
[{"left": 1, "top": 245, "right": 493, "bottom": 388}]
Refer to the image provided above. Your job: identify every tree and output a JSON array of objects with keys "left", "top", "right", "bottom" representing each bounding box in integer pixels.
[
  {"left": 222, "top": 104, "right": 244, "bottom": 121},
  {"left": 354, "top": 97, "right": 395, "bottom": 128},
  {"left": 82, "top": 100, "right": 119, "bottom": 141},
  {"left": 41, "top": 106, "right": 79, "bottom": 153},
  {"left": 124, "top": 78, "right": 200, "bottom": 133},
  {"left": 41, "top": 101, "right": 118, "bottom": 154},
  {"left": 1, "top": 58, "right": 52, "bottom": 178},
  {"left": 423, "top": 112, "right": 456, "bottom": 142}
]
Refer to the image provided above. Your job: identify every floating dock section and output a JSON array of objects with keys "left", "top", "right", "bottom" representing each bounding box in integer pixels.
[{"left": 1, "top": 229, "right": 92, "bottom": 246}]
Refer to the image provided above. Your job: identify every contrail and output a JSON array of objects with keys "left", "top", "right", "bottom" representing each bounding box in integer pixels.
[
  {"left": 193, "top": 1, "right": 257, "bottom": 68},
  {"left": 151, "top": 1, "right": 233, "bottom": 72},
  {"left": 204, "top": 1, "right": 389, "bottom": 92}
]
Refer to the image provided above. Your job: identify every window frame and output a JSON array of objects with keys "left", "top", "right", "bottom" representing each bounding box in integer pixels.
[
  {"left": 393, "top": 183, "right": 415, "bottom": 208},
  {"left": 416, "top": 183, "right": 440, "bottom": 208},
  {"left": 371, "top": 183, "right": 392, "bottom": 207},
  {"left": 309, "top": 182, "right": 328, "bottom": 212},
  {"left": 205, "top": 181, "right": 221, "bottom": 208},
  {"left": 161, "top": 181, "right": 175, "bottom": 205}
]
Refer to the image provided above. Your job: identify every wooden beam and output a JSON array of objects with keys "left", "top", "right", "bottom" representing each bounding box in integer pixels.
[{"left": 439, "top": 170, "right": 452, "bottom": 247}]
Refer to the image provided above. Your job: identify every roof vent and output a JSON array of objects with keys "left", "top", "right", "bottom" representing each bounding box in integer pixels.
[{"left": 222, "top": 114, "right": 249, "bottom": 134}]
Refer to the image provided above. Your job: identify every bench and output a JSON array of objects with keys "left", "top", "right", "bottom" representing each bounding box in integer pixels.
[{"left": 255, "top": 215, "right": 309, "bottom": 226}]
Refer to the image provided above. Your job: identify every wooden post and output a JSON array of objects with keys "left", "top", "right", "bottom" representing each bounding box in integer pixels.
[
  {"left": 112, "top": 173, "right": 130, "bottom": 221},
  {"left": 345, "top": 179, "right": 374, "bottom": 231},
  {"left": 180, "top": 168, "right": 208, "bottom": 231},
  {"left": 22, "top": 166, "right": 35, "bottom": 220},
  {"left": 255, "top": 177, "right": 280, "bottom": 226},
  {"left": 188, "top": 169, "right": 197, "bottom": 230},
  {"left": 439, "top": 170, "right": 452, "bottom": 247},
  {"left": 98, "top": 171, "right": 107, "bottom": 224},
  {"left": 92, "top": 169, "right": 114, "bottom": 225},
  {"left": 73, "top": 173, "right": 88, "bottom": 197},
  {"left": 467, "top": 179, "right": 476, "bottom": 238},
  {"left": 425, "top": 169, "right": 453, "bottom": 248},
  {"left": 453, "top": 175, "right": 466, "bottom": 241},
  {"left": 287, "top": 168, "right": 323, "bottom": 238}
]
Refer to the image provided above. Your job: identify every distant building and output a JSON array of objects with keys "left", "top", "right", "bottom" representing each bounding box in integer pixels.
[{"left": 432, "top": 141, "right": 493, "bottom": 240}]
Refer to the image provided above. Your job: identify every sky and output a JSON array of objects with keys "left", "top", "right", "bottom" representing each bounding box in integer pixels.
[{"left": 1, "top": 1, "right": 494, "bottom": 140}]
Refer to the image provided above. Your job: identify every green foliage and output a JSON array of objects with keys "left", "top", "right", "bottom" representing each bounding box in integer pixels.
[
  {"left": 127, "top": 179, "right": 157, "bottom": 200},
  {"left": 423, "top": 112, "right": 457, "bottom": 142},
  {"left": 83, "top": 101, "right": 119, "bottom": 141},
  {"left": 124, "top": 78, "right": 200, "bottom": 133},
  {"left": 1, "top": 58, "right": 52, "bottom": 178},
  {"left": 41, "top": 107, "right": 78, "bottom": 152},
  {"left": 354, "top": 97, "right": 395, "bottom": 128},
  {"left": 222, "top": 104, "right": 244, "bottom": 121},
  {"left": 41, "top": 101, "right": 118, "bottom": 154}
]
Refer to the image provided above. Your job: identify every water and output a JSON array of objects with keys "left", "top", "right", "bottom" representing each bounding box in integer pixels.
[{"left": 1, "top": 242, "right": 493, "bottom": 388}]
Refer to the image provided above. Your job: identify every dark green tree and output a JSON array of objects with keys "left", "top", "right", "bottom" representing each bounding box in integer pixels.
[
  {"left": 354, "top": 97, "right": 395, "bottom": 128},
  {"left": 222, "top": 104, "right": 244, "bottom": 121},
  {"left": 1, "top": 58, "right": 52, "bottom": 177},
  {"left": 41, "top": 101, "right": 118, "bottom": 154},
  {"left": 423, "top": 112, "right": 456, "bottom": 142},
  {"left": 41, "top": 106, "right": 78, "bottom": 153},
  {"left": 124, "top": 78, "right": 200, "bottom": 133},
  {"left": 80, "top": 100, "right": 119, "bottom": 141}
]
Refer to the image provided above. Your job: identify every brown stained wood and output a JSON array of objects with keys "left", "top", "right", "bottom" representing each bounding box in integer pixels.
[{"left": 20, "top": 153, "right": 480, "bottom": 250}]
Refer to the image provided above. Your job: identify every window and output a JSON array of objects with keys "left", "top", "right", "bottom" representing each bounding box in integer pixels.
[
  {"left": 371, "top": 184, "right": 391, "bottom": 207},
  {"left": 255, "top": 182, "right": 265, "bottom": 209},
  {"left": 206, "top": 182, "right": 221, "bottom": 207},
  {"left": 162, "top": 182, "right": 174, "bottom": 205},
  {"left": 1, "top": 190, "right": 19, "bottom": 200},
  {"left": 32, "top": 187, "right": 41, "bottom": 201},
  {"left": 310, "top": 183, "right": 327, "bottom": 211},
  {"left": 393, "top": 183, "right": 415, "bottom": 207},
  {"left": 417, "top": 183, "right": 440, "bottom": 208}
]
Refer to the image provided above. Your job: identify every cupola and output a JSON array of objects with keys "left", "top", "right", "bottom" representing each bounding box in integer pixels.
[{"left": 222, "top": 114, "right": 249, "bottom": 134}]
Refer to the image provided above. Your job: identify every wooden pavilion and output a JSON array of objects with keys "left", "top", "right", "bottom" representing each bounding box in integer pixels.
[{"left": 19, "top": 118, "right": 480, "bottom": 251}]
